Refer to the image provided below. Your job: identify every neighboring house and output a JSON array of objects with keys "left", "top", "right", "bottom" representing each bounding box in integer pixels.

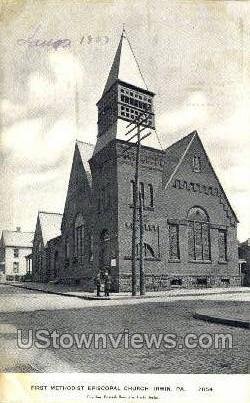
[
  {"left": 0, "top": 228, "right": 34, "bottom": 281},
  {"left": 32, "top": 212, "right": 62, "bottom": 282},
  {"left": 239, "top": 239, "right": 250, "bottom": 286}
]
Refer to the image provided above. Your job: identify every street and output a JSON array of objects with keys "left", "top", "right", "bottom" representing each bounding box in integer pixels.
[{"left": 0, "top": 284, "right": 249, "bottom": 373}]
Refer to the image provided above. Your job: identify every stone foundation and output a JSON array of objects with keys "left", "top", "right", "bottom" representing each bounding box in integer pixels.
[{"left": 119, "top": 274, "right": 241, "bottom": 292}]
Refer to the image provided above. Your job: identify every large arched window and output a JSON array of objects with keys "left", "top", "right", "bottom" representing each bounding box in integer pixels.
[
  {"left": 74, "top": 214, "right": 85, "bottom": 263},
  {"left": 187, "top": 207, "right": 211, "bottom": 261}
]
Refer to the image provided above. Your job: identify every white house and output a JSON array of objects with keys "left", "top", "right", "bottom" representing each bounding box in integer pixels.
[{"left": 0, "top": 227, "right": 34, "bottom": 281}]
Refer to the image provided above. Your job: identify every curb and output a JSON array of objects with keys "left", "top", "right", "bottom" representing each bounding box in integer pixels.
[
  {"left": 114, "top": 289, "right": 250, "bottom": 300},
  {"left": 2, "top": 282, "right": 249, "bottom": 302},
  {"left": 2, "top": 283, "right": 110, "bottom": 301},
  {"left": 193, "top": 311, "right": 250, "bottom": 329}
]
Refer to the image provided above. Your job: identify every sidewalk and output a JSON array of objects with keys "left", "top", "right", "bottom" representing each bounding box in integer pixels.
[
  {"left": 2, "top": 281, "right": 250, "bottom": 301},
  {"left": 2, "top": 281, "right": 108, "bottom": 300}
]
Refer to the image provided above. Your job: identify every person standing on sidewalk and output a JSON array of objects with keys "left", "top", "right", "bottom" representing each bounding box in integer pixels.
[
  {"left": 104, "top": 270, "right": 111, "bottom": 297},
  {"left": 95, "top": 272, "right": 101, "bottom": 297}
]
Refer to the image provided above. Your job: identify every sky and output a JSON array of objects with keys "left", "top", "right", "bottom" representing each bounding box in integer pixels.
[{"left": 0, "top": 0, "right": 249, "bottom": 241}]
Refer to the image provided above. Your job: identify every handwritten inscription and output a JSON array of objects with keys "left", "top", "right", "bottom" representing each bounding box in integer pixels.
[
  {"left": 17, "top": 26, "right": 110, "bottom": 51},
  {"left": 17, "top": 25, "right": 71, "bottom": 51},
  {"left": 80, "top": 35, "right": 109, "bottom": 45}
]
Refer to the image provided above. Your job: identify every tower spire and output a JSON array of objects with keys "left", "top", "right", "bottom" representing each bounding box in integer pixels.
[
  {"left": 122, "top": 24, "right": 126, "bottom": 37},
  {"left": 101, "top": 29, "right": 148, "bottom": 96},
  {"left": 94, "top": 30, "right": 160, "bottom": 154}
]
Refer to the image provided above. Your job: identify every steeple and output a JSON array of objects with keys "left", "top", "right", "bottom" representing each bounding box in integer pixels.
[
  {"left": 94, "top": 29, "right": 159, "bottom": 154},
  {"left": 102, "top": 29, "right": 148, "bottom": 96}
]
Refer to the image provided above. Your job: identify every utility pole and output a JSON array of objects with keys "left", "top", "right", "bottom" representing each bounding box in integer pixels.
[
  {"left": 123, "top": 107, "right": 151, "bottom": 296},
  {"left": 131, "top": 124, "right": 141, "bottom": 295},
  {"left": 139, "top": 190, "right": 145, "bottom": 295}
]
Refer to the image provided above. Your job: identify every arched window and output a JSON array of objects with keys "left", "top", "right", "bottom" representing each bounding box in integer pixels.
[
  {"left": 74, "top": 214, "right": 85, "bottom": 263},
  {"left": 148, "top": 184, "right": 154, "bottom": 208},
  {"left": 65, "top": 237, "right": 70, "bottom": 260},
  {"left": 193, "top": 155, "right": 201, "bottom": 172},
  {"left": 130, "top": 181, "right": 154, "bottom": 209},
  {"left": 139, "top": 182, "right": 144, "bottom": 206},
  {"left": 187, "top": 207, "right": 211, "bottom": 261}
]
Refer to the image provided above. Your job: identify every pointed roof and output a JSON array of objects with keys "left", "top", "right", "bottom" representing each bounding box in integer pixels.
[
  {"left": 1, "top": 230, "right": 34, "bottom": 248},
  {"left": 163, "top": 131, "right": 197, "bottom": 188},
  {"left": 76, "top": 140, "right": 94, "bottom": 175},
  {"left": 102, "top": 29, "right": 148, "bottom": 96},
  {"left": 162, "top": 131, "right": 238, "bottom": 223},
  {"left": 61, "top": 141, "right": 94, "bottom": 229},
  {"left": 38, "top": 211, "right": 62, "bottom": 246}
]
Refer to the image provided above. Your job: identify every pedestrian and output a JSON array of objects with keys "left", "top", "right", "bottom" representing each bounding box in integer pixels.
[
  {"left": 104, "top": 270, "right": 111, "bottom": 297},
  {"left": 95, "top": 272, "right": 101, "bottom": 297}
]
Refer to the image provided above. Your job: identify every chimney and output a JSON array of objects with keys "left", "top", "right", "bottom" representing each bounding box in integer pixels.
[{"left": 16, "top": 227, "right": 21, "bottom": 232}]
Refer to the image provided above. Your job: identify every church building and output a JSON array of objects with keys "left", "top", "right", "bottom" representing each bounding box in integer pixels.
[{"left": 33, "top": 31, "right": 241, "bottom": 292}]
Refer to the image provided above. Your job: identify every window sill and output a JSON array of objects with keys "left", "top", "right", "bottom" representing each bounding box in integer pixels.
[
  {"left": 218, "top": 260, "right": 228, "bottom": 265},
  {"left": 188, "top": 260, "right": 212, "bottom": 264},
  {"left": 168, "top": 259, "right": 181, "bottom": 263}
]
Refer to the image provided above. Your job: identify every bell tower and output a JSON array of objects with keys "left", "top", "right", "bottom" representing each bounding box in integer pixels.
[
  {"left": 90, "top": 29, "right": 162, "bottom": 292},
  {"left": 94, "top": 29, "right": 159, "bottom": 154}
]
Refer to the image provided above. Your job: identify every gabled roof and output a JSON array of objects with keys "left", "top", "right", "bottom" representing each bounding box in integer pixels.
[
  {"left": 163, "top": 131, "right": 196, "bottom": 188},
  {"left": 102, "top": 29, "right": 148, "bottom": 96},
  {"left": 162, "top": 131, "right": 238, "bottom": 223},
  {"left": 61, "top": 141, "right": 94, "bottom": 229},
  {"left": 1, "top": 230, "right": 34, "bottom": 248},
  {"left": 38, "top": 211, "right": 62, "bottom": 246},
  {"left": 76, "top": 140, "right": 94, "bottom": 177}
]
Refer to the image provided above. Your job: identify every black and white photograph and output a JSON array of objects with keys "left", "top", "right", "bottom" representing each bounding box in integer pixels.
[{"left": 0, "top": 0, "right": 249, "bottom": 402}]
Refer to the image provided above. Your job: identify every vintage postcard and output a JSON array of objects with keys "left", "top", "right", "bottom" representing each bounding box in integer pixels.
[{"left": 0, "top": 0, "right": 249, "bottom": 402}]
